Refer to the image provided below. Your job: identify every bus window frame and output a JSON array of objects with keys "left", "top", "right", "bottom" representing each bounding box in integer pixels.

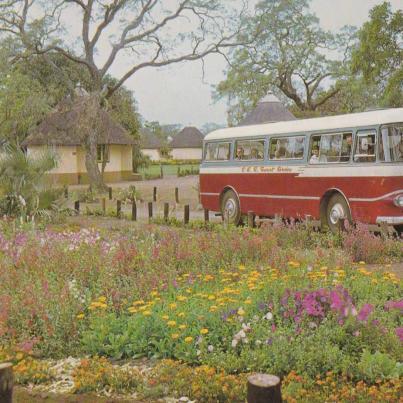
[
  {"left": 308, "top": 131, "right": 353, "bottom": 165},
  {"left": 234, "top": 138, "right": 266, "bottom": 162},
  {"left": 203, "top": 141, "right": 232, "bottom": 162},
  {"left": 268, "top": 135, "right": 306, "bottom": 161},
  {"left": 379, "top": 123, "right": 403, "bottom": 163},
  {"left": 353, "top": 129, "right": 377, "bottom": 163}
]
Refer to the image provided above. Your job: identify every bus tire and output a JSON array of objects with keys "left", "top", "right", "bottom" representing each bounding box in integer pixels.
[
  {"left": 325, "top": 194, "right": 351, "bottom": 233},
  {"left": 221, "top": 190, "right": 242, "bottom": 225}
]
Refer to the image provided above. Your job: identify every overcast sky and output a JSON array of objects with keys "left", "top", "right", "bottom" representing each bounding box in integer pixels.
[{"left": 116, "top": 0, "right": 401, "bottom": 128}]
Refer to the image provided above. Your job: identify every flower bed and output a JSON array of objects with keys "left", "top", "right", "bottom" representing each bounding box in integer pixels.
[{"left": 0, "top": 221, "right": 401, "bottom": 400}]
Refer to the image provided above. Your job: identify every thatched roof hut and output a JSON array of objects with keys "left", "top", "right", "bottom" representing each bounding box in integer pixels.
[
  {"left": 239, "top": 93, "right": 296, "bottom": 126},
  {"left": 170, "top": 126, "right": 204, "bottom": 148}
]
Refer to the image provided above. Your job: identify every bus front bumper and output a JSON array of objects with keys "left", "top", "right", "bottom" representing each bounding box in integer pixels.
[{"left": 376, "top": 216, "right": 403, "bottom": 225}]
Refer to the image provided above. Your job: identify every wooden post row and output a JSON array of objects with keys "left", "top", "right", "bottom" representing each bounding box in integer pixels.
[
  {"left": 64, "top": 186, "right": 68, "bottom": 198},
  {"left": 131, "top": 200, "right": 137, "bottom": 221},
  {"left": 74, "top": 200, "right": 80, "bottom": 213},
  {"left": 108, "top": 187, "right": 113, "bottom": 200},
  {"left": 175, "top": 187, "right": 179, "bottom": 203},
  {"left": 184, "top": 204, "right": 190, "bottom": 224},
  {"left": 0, "top": 363, "right": 13, "bottom": 403},
  {"left": 148, "top": 202, "right": 153, "bottom": 222},
  {"left": 204, "top": 208, "right": 209, "bottom": 223},
  {"left": 247, "top": 373, "right": 282, "bottom": 403},
  {"left": 153, "top": 187, "right": 157, "bottom": 202},
  {"left": 164, "top": 202, "right": 169, "bottom": 221},
  {"left": 101, "top": 198, "right": 106, "bottom": 215},
  {"left": 116, "top": 200, "right": 122, "bottom": 218}
]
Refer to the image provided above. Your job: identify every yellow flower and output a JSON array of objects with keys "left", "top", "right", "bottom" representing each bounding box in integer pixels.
[
  {"left": 179, "top": 324, "right": 187, "bottom": 330},
  {"left": 150, "top": 291, "right": 159, "bottom": 297},
  {"left": 76, "top": 313, "right": 85, "bottom": 319},
  {"left": 178, "top": 312, "right": 185, "bottom": 317},
  {"left": 200, "top": 328, "right": 209, "bottom": 335},
  {"left": 16, "top": 352, "right": 24, "bottom": 361},
  {"left": 143, "top": 310, "right": 152, "bottom": 316},
  {"left": 185, "top": 336, "right": 193, "bottom": 343},
  {"left": 239, "top": 265, "right": 246, "bottom": 271},
  {"left": 244, "top": 299, "right": 252, "bottom": 305},
  {"left": 133, "top": 300, "right": 145, "bottom": 306},
  {"left": 209, "top": 306, "right": 218, "bottom": 312},
  {"left": 177, "top": 295, "right": 187, "bottom": 301},
  {"left": 128, "top": 307, "right": 137, "bottom": 314},
  {"left": 162, "top": 315, "right": 169, "bottom": 320},
  {"left": 237, "top": 308, "right": 245, "bottom": 316},
  {"left": 359, "top": 261, "right": 366, "bottom": 265},
  {"left": 169, "top": 303, "right": 177, "bottom": 309},
  {"left": 98, "top": 296, "right": 107, "bottom": 302},
  {"left": 208, "top": 295, "right": 216, "bottom": 300},
  {"left": 171, "top": 333, "right": 180, "bottom": 340},
  {"left": 167, "top": 320, "right": 177, "bottom": 327},
  {"left": 99, "top": 303, "right": 107, "bottom": 309}
]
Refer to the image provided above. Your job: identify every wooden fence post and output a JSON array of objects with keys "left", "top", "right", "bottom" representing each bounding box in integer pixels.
[
  {"left": 116, "top": 200, "right": 122, "bottom": 218},
  {"left": 247, "top": 374, "right": 282, "bottom": 403},
  {"left": 74, "top": 200, "right": 80, "bottom": 214},
  {"left": 0, "top": 363, "right": 13, "bottom": 403},
  {"left": 101, "top": 198, "right": 106, "bottom": 215},
  {"left": 64, "top": 186, "right": 68, "bottom": 198},
  {"left": 164, "top": 202, "right": 169, "bottom": 222},
  {"left": 108, "top": 187, "right": 113, "bottom": 200},
  {"left": 247, "top": 211, "right": 256, "bottom": 228},
  {"left": 160, "top": 164, "right": 163, "bottom": 179},
  {"left": 153, "top": 187, "right": 157, "bottom": 202},
  {"left": 224, "top": 209, "right": 230, "bottom": 228},
  {"left": 175, "top": 187, "right": 179, "bottom": 203},
  {"left": 184, "top": 204, "right": 190, "bottom": 224},
  {"left": 131, "top": 200, "right": 137, "bottom": 221},
  {"left": 204, "top": 208, "right": 209, "bottom": 223},
  {"left": 148, "top": 202, "right": 153, "bottom": 223},
  {"left": 177, "top": 166, "right": 180, "bottom": 177}
]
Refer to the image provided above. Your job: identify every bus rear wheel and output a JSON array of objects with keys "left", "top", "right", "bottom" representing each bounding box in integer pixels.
[
  {"left": 221, "top": 190, "right": 242, "bottom": 225},
  {"left": 325, "top": 194, "right": 351, "bottom": 233}
]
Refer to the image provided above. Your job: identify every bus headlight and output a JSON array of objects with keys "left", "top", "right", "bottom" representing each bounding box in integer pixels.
[{"left": 394, "top": 195, "right": 403, "bottom": 208}]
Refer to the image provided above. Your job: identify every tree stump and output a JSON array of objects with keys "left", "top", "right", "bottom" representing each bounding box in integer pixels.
[
  {"left": 0, "top": 363, "right": 13, "bottom": 403},
  {"left": 247, "top": 373, "right": 282, "bottom": 403},
  {"left": 247, "top": 211, "right": 256, "bottom": 228}
]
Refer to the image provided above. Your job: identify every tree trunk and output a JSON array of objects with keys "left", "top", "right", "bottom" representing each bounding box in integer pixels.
[{"left": 84, "top": 131, "right": 106, "bottom": 191}]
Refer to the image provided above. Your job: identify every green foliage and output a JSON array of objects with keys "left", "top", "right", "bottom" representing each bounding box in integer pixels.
[
  {"left": 0, "top": 145, "right": 58, "bottom": 217},
  {"left": 357, "top": 350, "right": 402, "bottom": 382},
  {"left": 351, "top": 2, "right": 403, "bottom": 107}
]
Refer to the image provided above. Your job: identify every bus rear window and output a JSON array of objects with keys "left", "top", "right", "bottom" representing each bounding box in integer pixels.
[
  {"left": 269, "top": 136, "right": 305, "bottom": 160},
  {"left": 204, "top": 142, "right": 231, "bottom": 161},
  {"left": 379, "top": 124, "right": 403, "bottom": 162}
]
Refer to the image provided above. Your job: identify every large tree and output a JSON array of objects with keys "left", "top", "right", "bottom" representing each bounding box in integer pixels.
[
  {"left": 351, "top": 2, "right": 402, "bottom": 108},
  {"left": 215, "top": 0, "right": 351, "bottom": 125},
  {"left": 0, "top": 0, "right": 245, "bottom": 188}
]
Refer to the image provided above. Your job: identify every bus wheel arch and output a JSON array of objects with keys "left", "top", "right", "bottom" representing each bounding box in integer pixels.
[
  {"left": 220, "top": 187, "right": 242, "bottom": 225},
  {"left": 320, "top": 189, "right": 352, "bottom": 233}
]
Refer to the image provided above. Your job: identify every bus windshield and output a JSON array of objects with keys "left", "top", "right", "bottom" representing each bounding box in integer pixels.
[{"left": 379, "top": 124, "right": 403, "bottom": 162}]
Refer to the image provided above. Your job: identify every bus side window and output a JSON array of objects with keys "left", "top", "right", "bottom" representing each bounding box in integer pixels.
[{"left": 354, "top": 132, "right": 376, "bottom": 163}]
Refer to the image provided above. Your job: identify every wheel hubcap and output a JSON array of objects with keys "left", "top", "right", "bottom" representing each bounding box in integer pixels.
[
  {"left": 224, "top": 198, "right": 236, "bottom": 218},
  {"left": 329, "top": 203, "right": 345, "bottom": 225}
]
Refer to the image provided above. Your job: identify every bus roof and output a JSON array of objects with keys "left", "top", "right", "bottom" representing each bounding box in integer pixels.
[{"left": 204, "top": 108, "right": 403, "bottom": 141}]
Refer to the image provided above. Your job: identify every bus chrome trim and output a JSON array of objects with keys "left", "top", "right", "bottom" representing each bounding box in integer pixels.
[
  {"left": 376, "top": 216, "right": 403, "bottom": 225},
  {"left": 239, "top": 194, "right": 320, "bottom": 201},
  {"left": 350, "top": 190, "right": 403, "bottom": 202},
  {"left": 200, "top": 192, "right": 220, "bottom": 196}
]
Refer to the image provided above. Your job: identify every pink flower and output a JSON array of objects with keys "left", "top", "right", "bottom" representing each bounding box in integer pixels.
[
  {"left": 357, "top": 304, "right": 374, "bottom": 322},
  {"left": 396, "top": 327, "right": 403, "bottom": 342}
]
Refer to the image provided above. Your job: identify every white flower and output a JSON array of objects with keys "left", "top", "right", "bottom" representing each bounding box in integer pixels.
[
  {"left": 308, "top": 322, "right": 317, "bottom": 329},
  {"left": 255, "top": 340, "right": 262, "bottom": 346},
  {"left": 231, "top": 339, "right": 238, "bottom": 348},
  {"left": 264, "top": 312, "right": 273, "bottom": 321},
  {"left": 207, "top": 345, "right": 214, "bottom": 353}
]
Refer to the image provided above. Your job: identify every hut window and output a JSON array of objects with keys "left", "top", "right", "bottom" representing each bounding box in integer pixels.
[{"left": 97, "top": 145, "right": 110, "bottom": 162}]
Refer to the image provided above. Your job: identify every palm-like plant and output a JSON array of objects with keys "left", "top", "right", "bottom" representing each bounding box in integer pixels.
[{"left": 0, "top": 145, "right": 58, "bottom": 217}]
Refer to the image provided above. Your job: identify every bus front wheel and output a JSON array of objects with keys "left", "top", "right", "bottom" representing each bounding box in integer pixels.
[
  {"left": 221, "top": 190, "right": 242, "bottom": 225},
  {"left": 325, "top": 194, "right": 351, "bottom": 233}
]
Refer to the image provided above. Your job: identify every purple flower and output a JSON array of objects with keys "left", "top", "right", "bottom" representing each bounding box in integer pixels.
[
  {"left": 396, "top": 327, "right": 403, "bottom": 342},
  {"left": 357, "top": 304, "right": 374, "bottom": 322}
]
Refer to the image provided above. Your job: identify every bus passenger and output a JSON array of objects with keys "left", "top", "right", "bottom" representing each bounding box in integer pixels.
[
  {"left": 236, "top": 147, "right": 245, "bottom": 160},
  {"left": 310, "top": 147, "right": 319, "bottom": 164},
  {"left": 251, "top": 148, "right": 259, "bottom": 159},
  {"left": 341, "top": 134, "right": 353, "bottom": 161}
]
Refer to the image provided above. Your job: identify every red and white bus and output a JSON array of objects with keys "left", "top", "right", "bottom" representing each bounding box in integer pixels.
[{"left": 200, "top": 108, "right": 403, "bottom": 233}]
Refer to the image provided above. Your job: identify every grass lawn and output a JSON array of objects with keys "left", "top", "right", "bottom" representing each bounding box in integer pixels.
[{"left": 138, "top": 163, "right": 200, "bottom": 178}]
